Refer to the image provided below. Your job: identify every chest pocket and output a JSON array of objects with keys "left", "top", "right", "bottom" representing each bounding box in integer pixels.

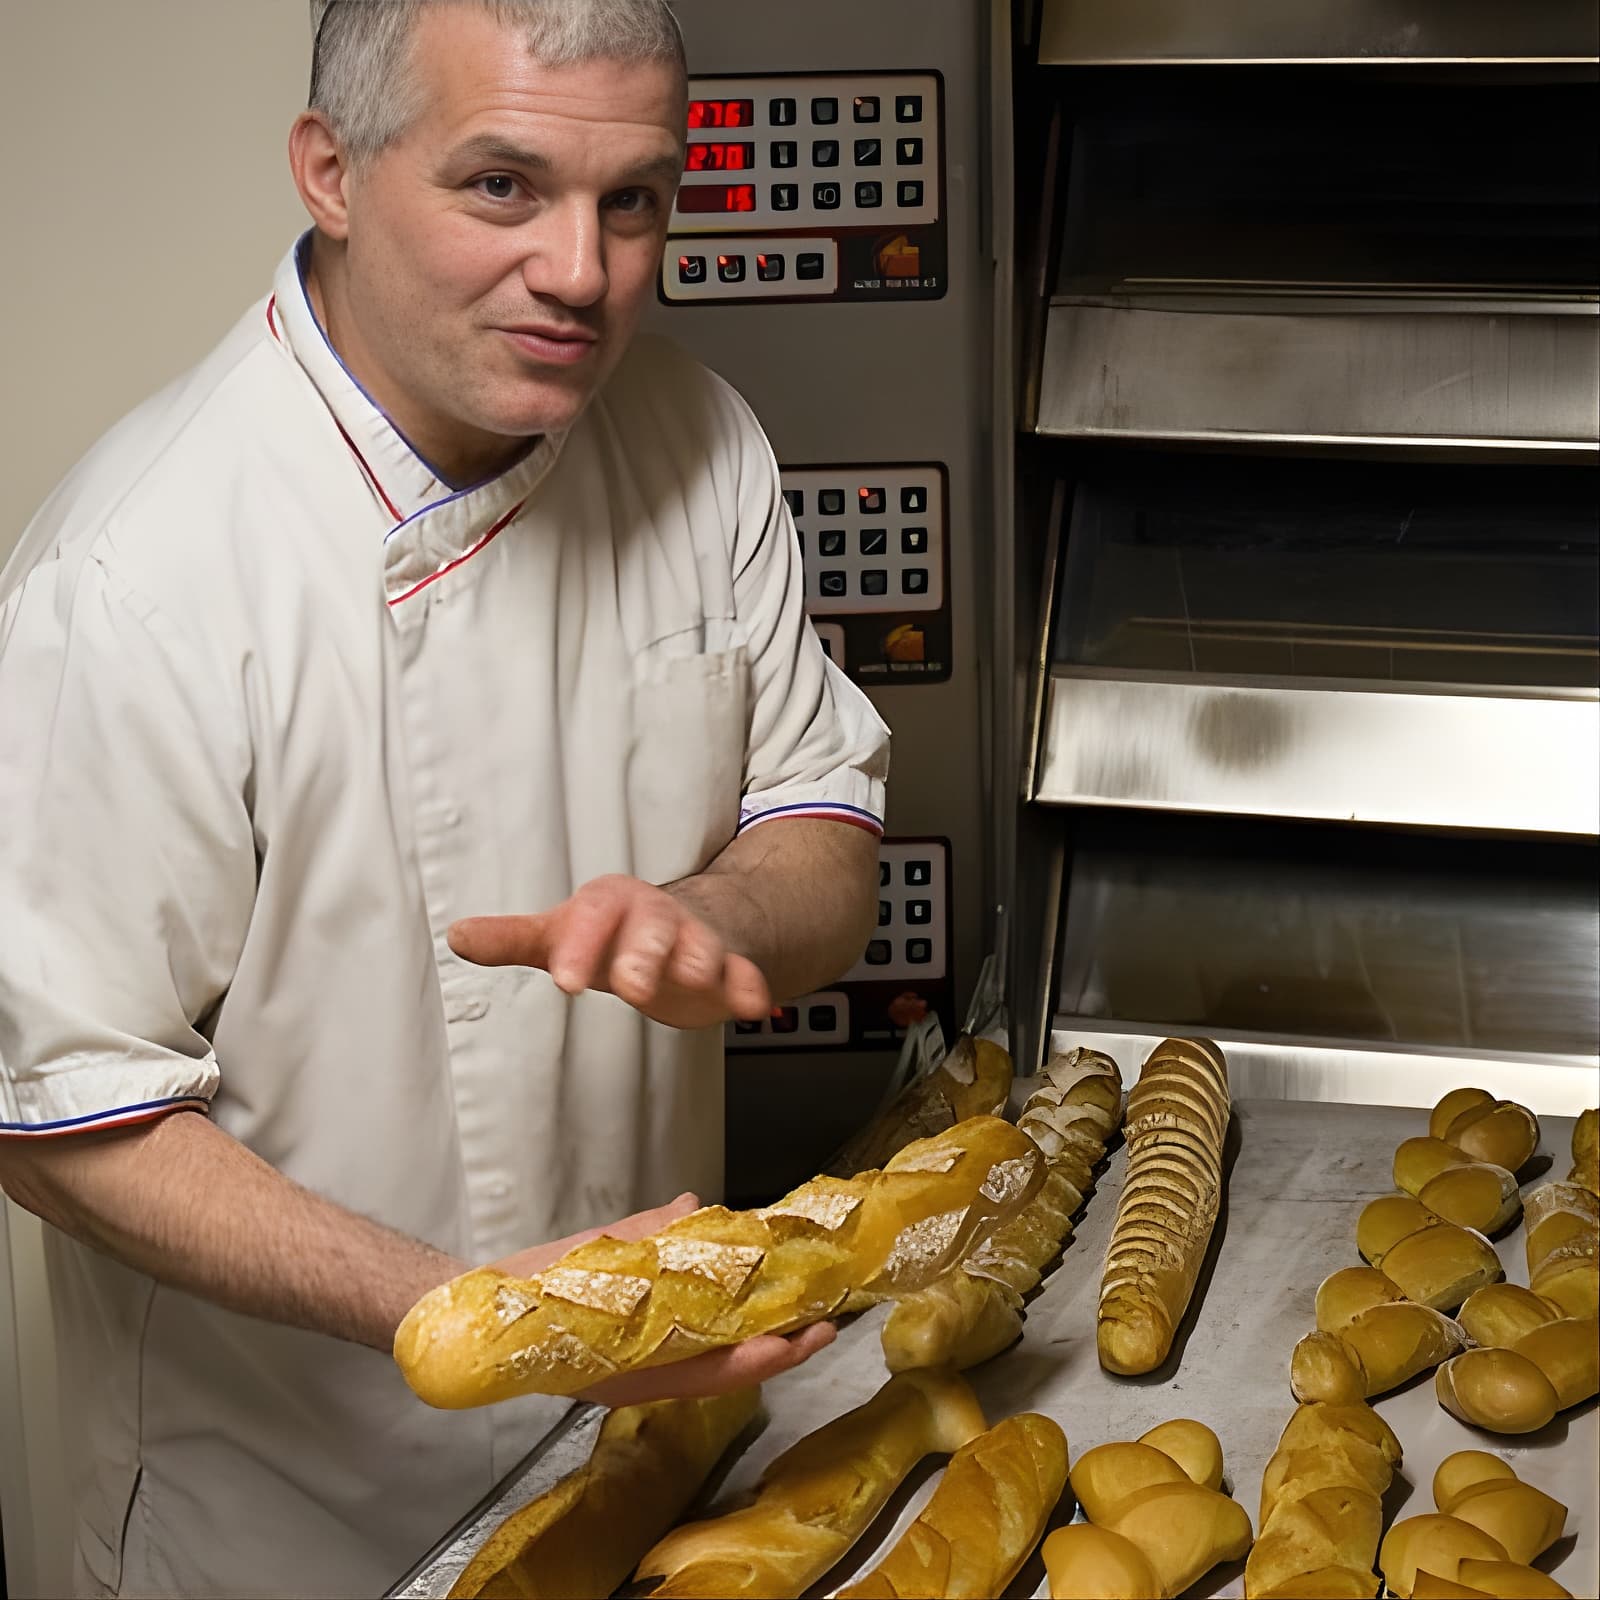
[{"left": 626, "top": 644, "right": 747, "bottom": 884}]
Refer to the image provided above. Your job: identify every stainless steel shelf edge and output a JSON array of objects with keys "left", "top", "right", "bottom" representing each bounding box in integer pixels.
[
  {"left": 1049, "top": 1020, "right": 1600, "bottom": 1114},
  {"left": 1038, "top": 0, "right": 1600, "bottom": 66},
  {"left": 1036, "top": 673, "right": 1600, "bottom": 835},
  {"left": 1035, "top": 302, "right": 1600, "bottom": 451}
]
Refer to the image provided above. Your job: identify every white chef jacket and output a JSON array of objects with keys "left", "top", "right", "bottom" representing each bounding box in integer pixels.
[{"left": 0, "top": 235, "right": 889, "bottom": 1598}]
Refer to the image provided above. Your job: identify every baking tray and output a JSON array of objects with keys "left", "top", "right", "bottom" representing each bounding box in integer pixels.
[{"left": 389, "top": 1098, "right": 1595, "bottom": 1599}]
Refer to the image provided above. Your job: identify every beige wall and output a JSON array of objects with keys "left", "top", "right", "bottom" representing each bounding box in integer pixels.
[
  {"left": 0, "top": 0, "right": 312, "bottom": 569},
  {"left": 0, "top": 6, "right": 313, "bottom": 1590}
]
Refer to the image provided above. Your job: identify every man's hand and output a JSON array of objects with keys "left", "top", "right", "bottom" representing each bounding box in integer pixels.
[
  {"left": 449, "top": 875, "right": 771, "bottom": 1030},
  {"left": 488, "top": 1192, "right": 838, "bottom": 1408}
]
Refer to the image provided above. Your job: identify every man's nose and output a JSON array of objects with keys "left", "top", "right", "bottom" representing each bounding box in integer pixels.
[{"left": 522, "top": 199, "right": 608, "bottom": 308}]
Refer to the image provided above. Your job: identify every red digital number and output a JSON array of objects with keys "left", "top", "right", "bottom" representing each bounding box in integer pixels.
[
  {"left": 687, "top": 99, "right": 754, "bottom": 130},
  {"left": 685, "top": 142, "right": 754, "bottom": 173}
]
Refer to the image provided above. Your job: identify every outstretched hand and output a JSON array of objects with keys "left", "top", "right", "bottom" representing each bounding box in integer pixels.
[
  {"left": 488, "top": 1192, "right": 837, "bottom": 1408},
  {"left": 449, "top": 874, "right": 772, "bottom": 1030}
]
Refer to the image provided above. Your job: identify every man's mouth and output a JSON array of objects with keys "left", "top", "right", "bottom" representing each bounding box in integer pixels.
[{"left": 497, "top": 325, "right": 598, "bottom": 366}]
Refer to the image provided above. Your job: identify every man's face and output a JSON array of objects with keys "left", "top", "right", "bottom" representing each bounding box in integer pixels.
[{"left": 337, "top": 6, "right": 684, "bottom": 454}]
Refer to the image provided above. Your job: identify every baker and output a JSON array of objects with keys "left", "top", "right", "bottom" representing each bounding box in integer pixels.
[{"left": 0, "top": 1, "right": 888, "bottom": 1594}]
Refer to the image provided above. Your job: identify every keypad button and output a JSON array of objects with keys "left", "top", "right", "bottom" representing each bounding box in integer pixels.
[
  {"left": 897, "top": 137, "right": 924, "bottom": 164},
  {"left": 901, "top": 527, "right": 928, "bottom": 554},
  {"left": 853, "top": 95, "right": 880, "bottom": 122},
  {"left": 811, "top": 96, "right": 838, "bottom": 124},
  {"left": 859, "top": 486, "right": 886, "bottom": 515},
  {"left": 771, "top": 140, "right": 798, "bottom": 168},
  {"left": 676, "top": 254, "right": 706, "bottom": 284},
  {"left": 819, "top": 530, "right": 846, "bottom": 556},
  {"left": 820, "top": 571, "right": 848, "bottom": 597},
  {"left": 897, "top": 180, "right": 925, "bottom": 207},
  {"left": 772, "top": 183, "right": 799, "bottom": 211},
  {"left": 854, "top": 138, "right": 881, "bottom": 166},
  {"left": 905, "top": 859, "right": 932, "bottom": 886},
  {"left": 895, "top": 94, "right": 923, "bottom": 122},
  {"left": 861, "top": 570, "right": 888, "bottom": 597},
  {"left": 772, "top": 1006, "right": 800, "bottom": 1034},
  {"left": 902, "top": 568, "right": 929, "bottom": 594},
  {"left": 812, "top": 139, "right": 839, "bottom": 167},
  {"left": 716, "top": 254, "right": 744, "bottom": 283},
  {"left": 769, "top": 97, "right": 797, "bottom": 127},
  {"left": 878, "top": 900, "right": 892, "bottom": 926},
  {"left": 901, "top": 485, "right": 928, "bottom": 513},
  {"left": 906, "top": 937, "right": 933, "bottom": 964},
  {"left": 866, "top": 939, "right": 892, "bottom": 965},
  {"left": 808, "top": 1004, "right": 838, "bottom": 1031},
  {"left": 879, "top": 861, "right": 892, "bottom": 887},
  {"left": 782, "top": 488, "right": 803, "bottom": 517},
  {"left": 813, "top": 182, "right": 841, "bottom": 210},
  {"left": 906, "top": 900, "right": 932, "bottom": 925},
  {"left": 860, "top": 528, "right": 888, "bottom": 556},
  {"left": 796, "top": 252, "right": 826, "bottom": 280},
  {"left": 855, "top": 181, "right": 882, "bottom": 208},
  {"left": 756, "top": 252, "right": 785, "bottom": 282},
  {"left": 819, "top": 488, "right": 846, "bottom": 515}
]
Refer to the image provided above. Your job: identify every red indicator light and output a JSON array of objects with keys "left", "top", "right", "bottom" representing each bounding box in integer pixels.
[
  {"left": 685, "top": 141, "right": 754, "bottom": 173},
  {"left": 677, "top": 183, "right": 757, "bottom": 214},
  {"left": 718, "top": 255, "right": 733, "bottom": 267},
  {"left": 756, "top": 255, "right": 769, "bottom": 268},
  {"left": 687, "top": 98, "right": 754, "bottom": 129}
]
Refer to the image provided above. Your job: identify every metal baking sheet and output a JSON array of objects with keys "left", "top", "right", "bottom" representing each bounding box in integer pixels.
[{"left": 391, "top": 1097, "right": 1595, "bottom": 1599}]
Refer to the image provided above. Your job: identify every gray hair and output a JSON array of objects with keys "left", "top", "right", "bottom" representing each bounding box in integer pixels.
[{"left": 308, "top": 0, "right": 687, "bottom": 161}]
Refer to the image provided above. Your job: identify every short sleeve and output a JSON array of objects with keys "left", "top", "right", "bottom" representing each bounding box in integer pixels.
[
  {"left": 721, "top": 396, "right": 891, "bottom": 838},
  {"left": 0, "top": 549, "right": 254, "bottom": 1136}
]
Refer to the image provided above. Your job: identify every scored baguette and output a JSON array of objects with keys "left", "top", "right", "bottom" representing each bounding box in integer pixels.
[
  {"left": 836, "top": 1412, "right": 1070, "bottom": 1598},
  {"left": 447, "top": 1389, "right": 758, "bottom": 1598},
  {"left": 882, "top": 1046, "right": 1123, "bottom": 1371},
  {"left": 1569, "top": 1107, "right": 1598, "bottom": 1193},
  {"left": 632, "top": 1368, "right": 987, "bottom": 1598},
  {"left": 396, "top": 1116, "right": 1043, "bottom": 1406},
  {"left": 1097, "top": 1038, "right": 1230, "bottom": 1375}
]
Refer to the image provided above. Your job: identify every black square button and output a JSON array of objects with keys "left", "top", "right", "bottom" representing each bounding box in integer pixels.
[
  {"left": 771, "top": 1006, "right": 800, "bottom": 1034},
  {"left": 772, "top": 183, "right": 799, "bottom": 211},
  {"left": 901, "top": 527, "right": 928, "bottom": 554},
  {"left": 897, "top": 137, "right": 924, "bottom": 164},
  {"left": 895, "top": 94, "right": 923, "bottom": 122},
  {"left": 906, "top": 899, "right": 932, "bottom": 924},
  {"left": 855, "top": 181, "right": 882, "bottom": 208},
  {"left": 901, "top": 485, "right": 928, "bottom": 513},
  {"left": 877, "top": 900, "right": 892, "bottom": 926},
  {"left": 902, "top": 568, "right": 929, "bottom": 595},
  {"left": 796, "top": 252, "right": 826, "bottom": 280},
  {"left": 819, "top": 529, "right": 846, "bottom": 556},
  {"left": 782, "top": 488, "right": 803, "bottom": 517},
  {"left": 906, "top": 937, "right": 933, "bottom": 964},
  {"left": 716, "top": 254, "right": 744, "bottom": 283},
  {"left": 813, "top": 182, "right": 841, "bottom": 210},
  {"left": 858, "top": 485, "right": 886, "bottom": 514},
  {"left": 769, "top": 98, "right": 797, "bottom": 127},
  {"left": 879, "top": 860, "right": 891, "bottom": 887},
  {"left": 854, "top": 139, "right": 881, "bottom": 166},
  {"left": 676, "top": 254, "right": 705, "bottom": 284},
  {"left": 861, "top": 570, "right": 888, "bottom": 596},
  {"left": 819, "top": 570, "right": 848, "bottom": 597},
  {"left": 808, "top": 1004, "right": 838, "bottom": 1031},
  {"left": 771, "top": 140, "right": 798, "bottom": 168},
  {"left": 905, "top": 859, "right": 932, "bottom": 886},
  {"left": 853, "top": 95, "right": 880, "bottom": 122},
  {"left": 860, "top": 528, "right": 887, "bottom": 556},
  {"left": 757, "top": 253, "right": 785, "bottom": 282},
  {"left": 812, "top": 139, "right": 839, "bottom": 167},
  {"left": 866, "top": 939, "right": 892, "bottom": 965},
  {"left": 811, "top": 97, "right": 838, "bottom": 124},
  {"left": 897, "top": 180, "right": 924, "bottom": 207},
  {"left": 819, "top": 488, "right": 846, "bottom": 515}
]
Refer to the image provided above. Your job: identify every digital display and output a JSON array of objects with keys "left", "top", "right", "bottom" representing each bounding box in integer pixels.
[
  {"left": 687, "top": 99, "right": 754, "bottom": 129},
  {"left": 677, "top": 184, "right": 757, "bottom": 214},
  {"left": 684, "top": 141, "right": 755, "bottom": 173}
]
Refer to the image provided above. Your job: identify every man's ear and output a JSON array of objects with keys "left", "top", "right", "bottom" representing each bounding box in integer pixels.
[{"left": 288, "top": 110, "right": 353, "bottom": 241}]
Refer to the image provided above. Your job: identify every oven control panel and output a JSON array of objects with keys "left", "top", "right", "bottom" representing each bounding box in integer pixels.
[
  {"left": 727, "top": 838, "right": 953, "bottom": 1052},
  {"left": 783, "top": 462, "right": 950, "bottom": 684},
  {"left": 662, "top": 73, "right": 946, "bottom": 304}
]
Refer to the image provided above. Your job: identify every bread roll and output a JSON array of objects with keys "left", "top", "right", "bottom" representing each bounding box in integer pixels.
[
  {"left": 632, "top": 1369, "right": 986, "bottom": 1598},
  {"left": 1042, "top": 1524, "right": 1165, "bottom": 1599},
  {"left": 1409, "top": 1572, "right": 1493, "bottom": 1597},
  {"left": 1569, "top": 1107, "right": 1598, "bottom": 1193},
  {"left": 1395, "top": 1137, "right": 1470, "bottom": 1196},
  {"left": 835, "top": 1412, "right": 1069, "bottom": 1598},
  {"left": 1435, "top": 1349, "right": 1558, "bottom": 1435},
  {"left": 1439, "top": 1099, "right": 1539, "bottom": 1174},
  {"left": 1430, "top": 1089, "right": 1494, "bottom": 1141},
  {"left": 1453, "top": 1559, "right": 1574, "bottom": 1598},
  {"left": 1523, "top": 1182, "right": 1599, "bottom": 1318},
  {"left": 1418, "top": 1163, "right": 1521, "bottom": 1235},
  {"left": 1138, "top": 1418, "right": 1223, "bottom": 1493},
  {"left": 396, "top": 1116, "right": 1044, "bottom": 1406},
  {"left": 1381, "top": 1515, "right": 1509, "bottom": 1597},
  {"left": 1510, "top": 1315, "right": 1599, "bottom": 1409},
  {"left": 1357, "top": 1195, "right": 1441, "bottom": 1265},
  {"left": 1376, "top": 1221, "right": 1501, "bottom": 1311},
  {"left": 1456, "top": 1285, "right": 1565, "bottom": 1350},
  {"left": 883, "top": 1048, "right": 1123, "bottom": 1373},
  {"left": 829, "top": 1035, "right": 1014, "bottom": 1176},
  {"left": 448, "top": 1389, "right": 758, "bottom": 1599},
  {"left": 1098, "top": 1038, "right": 1230, "bottom": 1375}
]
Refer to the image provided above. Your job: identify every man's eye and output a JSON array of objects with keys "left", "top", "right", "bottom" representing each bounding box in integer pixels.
[
  {"left": 609, "top": 188, "right": 657, "bottom": 215},
  {"left": 477, "top": 174, "right": 520, "bottom": 201}
]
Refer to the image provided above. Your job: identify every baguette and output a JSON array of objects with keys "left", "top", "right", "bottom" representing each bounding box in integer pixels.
[
  {"left": 882, "top": 1047, "right": 1123, "bottom": 1371},
  {"left": 1569, "top": 1107, "right": 1598, "bottom": 1193},
  {"left": 632, "top": 1368, "right": 986, "bottom": 1598},
  {"left": 447, "top": 1389, "right": 758, "bottom": 1599},
  {"left": 1097, "top": 1038, "right": 1230, "bottom": 1375},
  {"left": 835, "top": 1412, "right": 1069, "bottom": 1598},
  {"left": 395, "top": 1116, "right": 1044, "bottom": 1406},
  {"left": 829, "top": 1036, "right": 1014, "bottom": 1177},
  {"left": 1062, "top": 1421, "right": 1252, "bottom": 1598},
  {"left": 1244, "top": 1400, "right": 1401, "bottom": 1599}
]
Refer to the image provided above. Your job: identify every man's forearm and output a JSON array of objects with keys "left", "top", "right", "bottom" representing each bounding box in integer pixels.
[
  {"left": 0, "top": 1109, "right": 463, "bottom": 1350},
  {"left": 667, "top": 817, "right": 878, "bottom": 1003}
]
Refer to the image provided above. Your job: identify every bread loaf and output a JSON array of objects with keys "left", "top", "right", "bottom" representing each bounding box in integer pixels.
[
  {"left": 447, "top": 1389, "right": 758, "bottom": 1598},
  {"left": 1523, "top": 1181, "right": 1598, "bottom": 1318},
  {"left": 1042, "top": 1523, "right": 1167, "bottom": 1599},
  {"left": 394, "top": 1116, "right": 1044, "bottom": 1406},
  {"left": 1427, "top": 1092, "right": 1540, "bottom": 1174},
  {"left": 1097, "top": 1038, "right": 1230, "bottom": 1375},
  {"left": 835, "top": 1412, "right": 1069, "bottom": 1598},
  {"left": 829, "top": 1035, "right": 1014, "bottom": 1177},
  {"left": 1379, "top": 1451, "right": 1566, "bottom": 1598},
  {"left": 1455, "top": 1284, "right": 1566, "bottom": 1350},
  {"left": 1064, "top": 1421, "right": 1253, "bottom": 1598},
  {"left": 1435, "top": 1317, "right": 1599, "bottom": 1433},
  {"left": 1244, "top": 1399, "right": 1401, "bottom": 1599},
  {"left": 1569, "top": 1107, "right": 1598, "bottom": 1193},
  {"left": 632, "top": 1368, "right": 986, "bottom": 1598},
  {"left": 882, "top": 1047, "right": 1123, "bottom": 1371},
  {"left": 1442, "top": 1560, "right": 1573, "bottom": 1598}
]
